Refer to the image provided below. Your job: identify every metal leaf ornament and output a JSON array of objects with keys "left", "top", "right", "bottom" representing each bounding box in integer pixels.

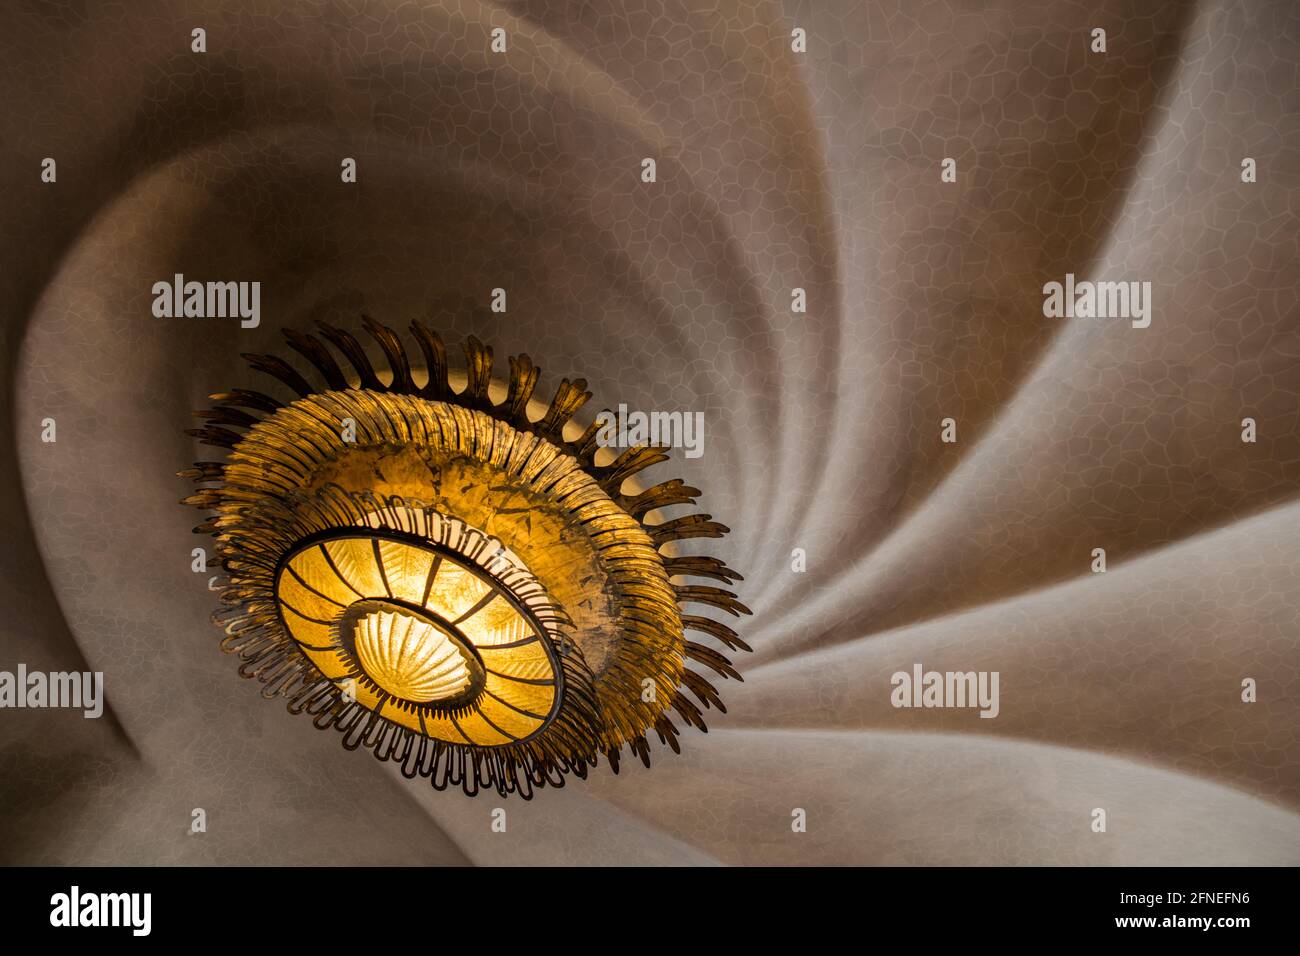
[{"left": 181, "top": 318, "right": 750, "bottom": 798}]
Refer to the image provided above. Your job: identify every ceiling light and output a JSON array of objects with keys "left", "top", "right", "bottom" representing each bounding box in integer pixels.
[{"left": 180, "top": 319, "right": 750, "bottom": 798}]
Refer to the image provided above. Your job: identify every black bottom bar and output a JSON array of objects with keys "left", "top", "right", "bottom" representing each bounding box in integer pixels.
[{"left": 0, "top": 865, "right": 1288, "bottom": 941}]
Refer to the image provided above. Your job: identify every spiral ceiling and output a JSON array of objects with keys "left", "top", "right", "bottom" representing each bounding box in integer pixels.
[{"left": 2, "top": 0, "right": 1298, "bottom": 864}]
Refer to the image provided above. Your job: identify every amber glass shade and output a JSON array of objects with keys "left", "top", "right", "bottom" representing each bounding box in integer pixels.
[{"left": 182, "top": 320, "right": 750, "bottom": 798}]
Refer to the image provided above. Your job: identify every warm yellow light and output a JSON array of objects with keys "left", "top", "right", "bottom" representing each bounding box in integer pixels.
[
  {"left": 274, "top": 534, "right": 560, "bottom": 745},
  {"left": 189, "top": 323, "right": 749, "bottom": 799},
  {"left": 352, "top": 608, "right": 472, "bottom": 703}
]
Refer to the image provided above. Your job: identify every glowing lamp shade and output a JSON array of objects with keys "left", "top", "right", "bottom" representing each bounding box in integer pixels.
[
  {"left": 182, "top": 320, "right": 751, "bottom": 798},
  {"left": 275, "top": 534, "right": 557, "bottom": 745},
  {"left": 351, "top": 607, "right": 475, "bottom": 704}
]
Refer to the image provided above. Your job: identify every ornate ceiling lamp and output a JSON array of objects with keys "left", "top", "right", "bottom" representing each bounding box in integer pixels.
[{"left": 180, "top": 319, "right": 750, "bottom": 798}]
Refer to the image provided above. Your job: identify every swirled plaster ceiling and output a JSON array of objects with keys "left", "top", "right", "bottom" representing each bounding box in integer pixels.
[{"left": 1, "top": 0, "right": 1298, "bottom": 864}]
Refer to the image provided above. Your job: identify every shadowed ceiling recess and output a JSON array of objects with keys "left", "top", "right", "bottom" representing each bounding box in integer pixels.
[{"left": 181, "top": 318, "right": 751, "bottom": 798}]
